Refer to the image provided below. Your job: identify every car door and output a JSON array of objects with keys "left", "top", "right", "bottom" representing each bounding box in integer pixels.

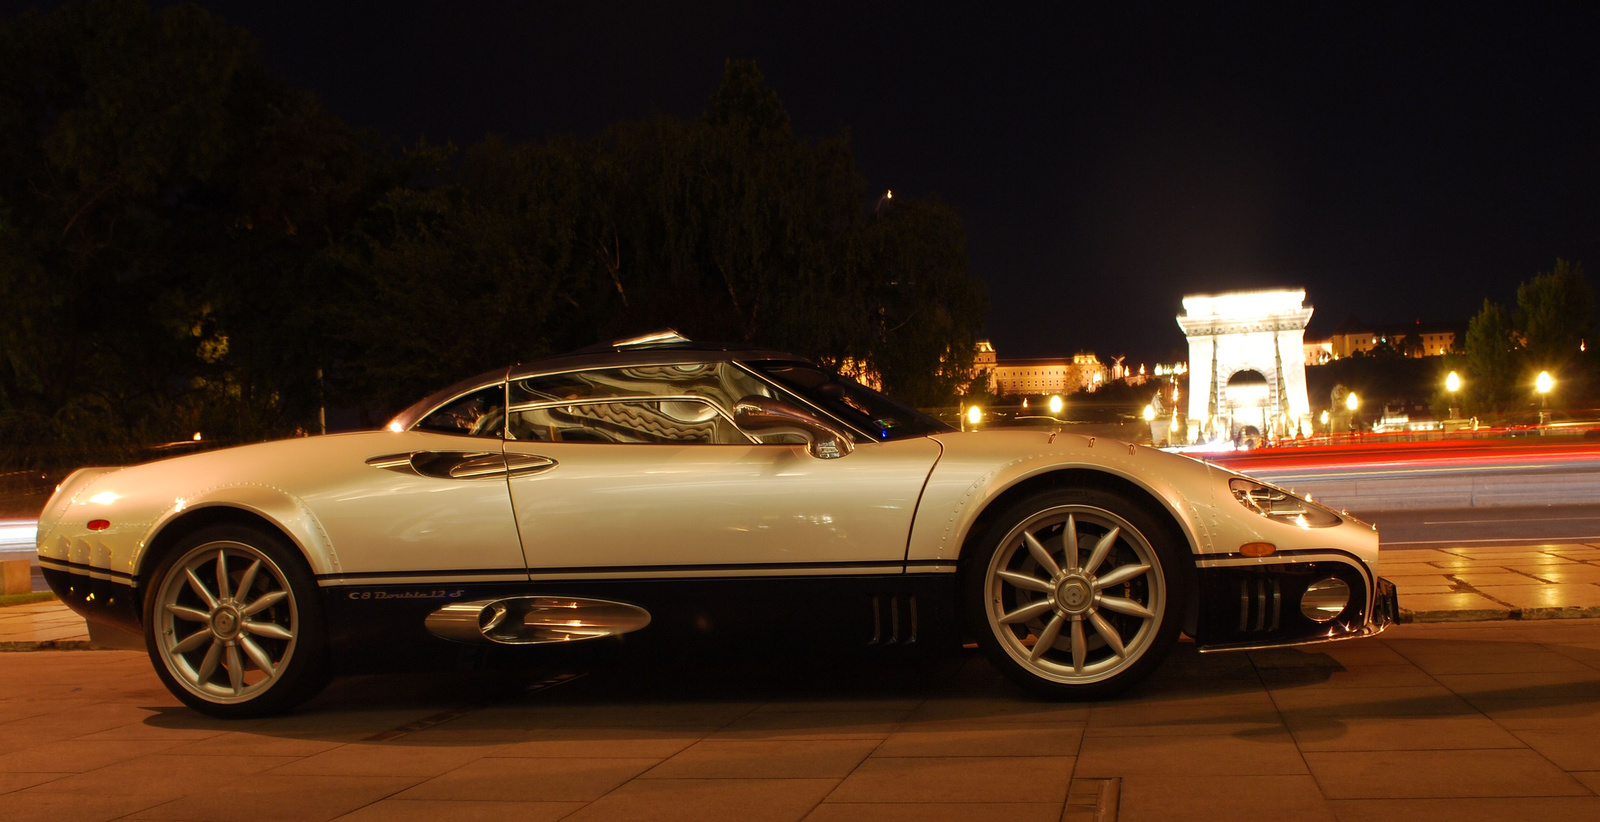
[
  {"left": 319, "top": 384, "right": 527, "bottom": 581},
  {"left": 500, "top": 363, "right": 942, "bottom": 577}
]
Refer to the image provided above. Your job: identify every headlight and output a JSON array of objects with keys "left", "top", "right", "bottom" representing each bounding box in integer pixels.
[{"left": 1229, "top": 478, "right": 1341, "bottom": 528}]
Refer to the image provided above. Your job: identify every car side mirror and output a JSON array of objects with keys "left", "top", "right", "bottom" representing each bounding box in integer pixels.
[{"left": 733, "top": 395, "right": 855, "bottom": 459}]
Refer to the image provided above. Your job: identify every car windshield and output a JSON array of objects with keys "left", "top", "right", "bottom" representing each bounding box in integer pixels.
[{"left": 746, "top": 361, "right": 952, "bottom": 441}]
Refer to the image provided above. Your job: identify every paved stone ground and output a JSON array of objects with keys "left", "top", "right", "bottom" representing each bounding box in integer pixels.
[
  {"left": 1382, "top": 544, "right": 1600, "bottom": 620},
  {"left": 0, "top": 618, "right": 1598, "bottom": 821},
  {"left": 5, "top": 541, "right": 1600, "bottom": 820}
]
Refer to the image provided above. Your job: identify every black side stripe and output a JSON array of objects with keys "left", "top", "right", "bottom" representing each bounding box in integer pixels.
[
  {"left": 317, "top": 567, "right": 527, "bottom": 583},
  {"left": 38, "top": 557, "right": 138, "bottom": 586},
  {"left": 318, "top": 558, "right": 958, "bottom": 584}
]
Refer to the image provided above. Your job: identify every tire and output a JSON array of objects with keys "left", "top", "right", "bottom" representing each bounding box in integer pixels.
[
  {"left": 964, "top": 487, "right": 1186, "bottom": 698},
  {"left": 143, "top": 524, "right": 330, "bottom": 717}
]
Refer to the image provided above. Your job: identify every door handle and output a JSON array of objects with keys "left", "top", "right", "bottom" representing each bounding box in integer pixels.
[
  {"left": 366, "top": 451, "right": 503, "bottom": 479},
  {"left": 505, "top": 453, "right": 558, "bottom": 477},
  {"left": 367, "top": 451, "right": 559, "bottom": 479},
  {"left": 438, "top": 453, "right": 512, "bottom": 479}
]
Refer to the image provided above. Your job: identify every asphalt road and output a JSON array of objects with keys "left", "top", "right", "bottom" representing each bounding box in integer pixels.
[{"left": 1366, "top": 505, "right": 1600, "bottom": 550}]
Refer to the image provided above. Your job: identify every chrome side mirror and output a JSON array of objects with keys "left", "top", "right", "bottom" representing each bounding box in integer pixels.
[{"left": 733, "top": 396, "right": 855, "bottom": 459}]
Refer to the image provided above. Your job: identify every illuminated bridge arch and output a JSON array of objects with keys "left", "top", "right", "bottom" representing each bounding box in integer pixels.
[{"left": 1176, "top": 290, "right": 1314, "bottom": 444}]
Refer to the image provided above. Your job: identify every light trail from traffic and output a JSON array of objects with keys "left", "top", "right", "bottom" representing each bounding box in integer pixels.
[
  {"left": 1205, "top": 439, "right": 1600, "bottom": 548},
  {"left": 1211, "top": 438, "right": 1600, "bottom": 475}
]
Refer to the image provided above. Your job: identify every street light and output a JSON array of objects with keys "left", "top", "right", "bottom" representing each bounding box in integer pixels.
[
  {"left": 966, "top": 404, "right": 983, "bottom": 428},
  {"left": 1048, "top": 395, "right": 1064, "bottom": 415},
  {"left": 1346, "top": 392, "right": 1360, "bottom": 436},
  {"left": 1445, "top": 371, "right": 1461, "bottom": 420},
  {"left": 1537, "top": 371, "right": 1554, "bottom": 426}
]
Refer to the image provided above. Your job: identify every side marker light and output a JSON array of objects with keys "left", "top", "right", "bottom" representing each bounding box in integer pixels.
[
  {"left": 1240, "top": 542, "right": 1276, "bottom": 557},
  {"left": 87, "top": 519, "right": 111, "bottom": 531}
]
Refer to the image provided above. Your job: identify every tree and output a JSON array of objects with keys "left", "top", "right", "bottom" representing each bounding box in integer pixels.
[
  {"left": 1, "top": 12, "right": 987, "bottom": 473},
  {"left": 0, "top": 0, "right": 392, "bottom": 464},
  {"left": 331, "top": 59, "right": 986, "bottom": 415},
  {"left": 1517, "top": 258, "right": 1593, "bottom": 372},
  {"left": 1463, "top": 299, "right": 1518, "bottom": 412},
  {"left": 849, "top": 195, "right": 986, "bottom": 406}
]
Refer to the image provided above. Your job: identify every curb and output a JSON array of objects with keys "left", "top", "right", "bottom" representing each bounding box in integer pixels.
[
  {"left": 0, "top": 639, "right": 101, "bottom": 652},
  {"left": 1403, "top": 606, "right": 1600, "bottom": 624}
]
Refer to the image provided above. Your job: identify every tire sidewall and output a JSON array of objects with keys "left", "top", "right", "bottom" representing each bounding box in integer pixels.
[
  {"left": 962, "top": 487, "right": 1187, "bottom": 699},
  {"left": 143, "top": 523, "right": 329, "bottom": 718}
]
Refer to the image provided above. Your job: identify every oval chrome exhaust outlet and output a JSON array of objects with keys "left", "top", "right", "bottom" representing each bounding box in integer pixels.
[{"left": 425, "top": 596, "right": 652, "bottom": 645}]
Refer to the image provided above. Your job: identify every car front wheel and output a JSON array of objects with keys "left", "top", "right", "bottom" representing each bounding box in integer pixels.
[
  {"left": 144, "top": 524, "right": 329, "bottom": 717},
  {"left": 966, "top": 488, "right": 1184, "bottom": 698}
]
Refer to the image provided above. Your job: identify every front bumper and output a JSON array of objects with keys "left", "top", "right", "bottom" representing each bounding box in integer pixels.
[
  {"left": 39, "top": 559, "right": 143, "bottom": 636},
  {"left": 1195, "top": 559, "right": 1399, "bottom": 652},
  {"left": 1372, "top": 576, "right": 1400, "bottom": 629}
]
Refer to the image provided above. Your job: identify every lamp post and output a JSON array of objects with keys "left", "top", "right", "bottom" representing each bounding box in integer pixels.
[
  {"left": 1536, "top": 371, "right": 1554, "bottom": 428},
  {"left": 1346, "top": 391, "right": 1360, "bottom": 438},
  {"left": 1445, "top": 371, "right": 1461, "bottom": 428}
]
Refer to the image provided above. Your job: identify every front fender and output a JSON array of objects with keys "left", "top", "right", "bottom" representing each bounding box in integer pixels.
[
  {"left": 134, "top": 483, "right": 341, "bottom": 580},
  {"left": 907, "top": 432, "right": 1220, "bottom": 567}
]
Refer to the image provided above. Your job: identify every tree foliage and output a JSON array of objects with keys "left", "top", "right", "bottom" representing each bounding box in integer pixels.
[
  {"left": 326, "top": 59, "right": 985, "bottom": 411},
  {"left": 1517, "top": 258, "right": 1592, "bottom": 371},
  {"left": 0, "top": 0, "right": 391, "bottom": 460},
  {"left": 0, "top": 5, "right": 985, "bottom": 469},
  {"left": 1461, "top": 260, "right": 1598, "bottom": 414},
  {"left": 1463, "top": 298, "right": 1518, "bottom": 412}
]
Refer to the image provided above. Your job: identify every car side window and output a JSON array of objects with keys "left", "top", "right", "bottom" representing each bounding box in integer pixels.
[
  {"left": 506, "top": 362, "right": 775, "bottom": 445},
  {"left": 511, "top": 363, "right": 773, "bottom": 409},
  {"left": 509, "top": 398, "right": 749, "bottom": 444},
  {"left": 415, "top": 386, "right": 505, "bottom": 438}
]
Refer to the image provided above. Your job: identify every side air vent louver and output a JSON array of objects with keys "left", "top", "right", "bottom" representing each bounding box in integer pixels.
[{"left": 867, "top": 594, "right": 918, "bottom": 645}]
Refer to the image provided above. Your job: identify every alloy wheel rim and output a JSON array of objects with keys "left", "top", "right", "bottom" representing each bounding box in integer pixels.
[
  {"left": 154, "top": 540, "right": 298, "bottom": 703},
  {"left": 985, "top": 505, "right": 1164, "bottom": 684}
]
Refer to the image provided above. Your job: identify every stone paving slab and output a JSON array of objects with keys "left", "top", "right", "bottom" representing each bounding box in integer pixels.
[{"left": 0, "top": 619, "right": 1598, "bottom": 821}]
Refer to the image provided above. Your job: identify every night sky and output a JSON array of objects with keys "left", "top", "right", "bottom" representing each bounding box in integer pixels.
[{"left": 20, "top": 2, "right": 1600, "bottom": 365}]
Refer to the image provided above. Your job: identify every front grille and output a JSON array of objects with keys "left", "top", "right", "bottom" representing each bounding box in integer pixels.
[{"left": 1196, "top": 560, "right": 1371, "bottom": 649}]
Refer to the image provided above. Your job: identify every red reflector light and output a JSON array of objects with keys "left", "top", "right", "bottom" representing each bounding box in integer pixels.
[{"left": 87, "top": 519, "right": 110, "bottom": 531}]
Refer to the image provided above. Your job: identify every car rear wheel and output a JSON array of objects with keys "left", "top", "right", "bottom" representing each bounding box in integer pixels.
[
  {"left": 144, "top": 524, "right": 329, "bottom": 717},
  {"left": 966, "top": 488, "right": 1184, "bottom": 698}
]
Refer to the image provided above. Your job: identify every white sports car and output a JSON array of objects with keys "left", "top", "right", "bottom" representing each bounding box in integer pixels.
[{"left": 37, "top": 332, "right": 1398, "bottom": 716}]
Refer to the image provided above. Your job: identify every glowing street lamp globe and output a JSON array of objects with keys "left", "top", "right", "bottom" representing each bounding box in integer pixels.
[
  {"left": 1537, "top": 371, "right": 1554, "bottom": 396},
  {"left": 1048, "top": 395, "right": 1064, "bottom": 415}
]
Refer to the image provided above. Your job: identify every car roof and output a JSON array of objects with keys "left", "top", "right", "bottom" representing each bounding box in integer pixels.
[{"left": 388, "top": 330, "right": 808, "bottom": 431}]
